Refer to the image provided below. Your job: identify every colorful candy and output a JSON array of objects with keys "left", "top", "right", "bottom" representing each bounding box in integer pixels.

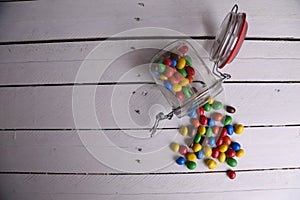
[
  {"left": 234, "top": 124, "right": 244, "bottom": 134},
  {"left": 192, "top": 143, "right": 202, "bottom": 152},
  {"left": 191, "top": 118, "right": 200, "bottom": 127},
  {"left": 186, "top": 161, "right": 196, "bottom": 170},
  {"left": 236, "top": 149, "right": 245, "bottom": 158},
  {"left": 226, "top": 105, "right": 236, "bottom": 113},
  {"left": 218, "top": 152, "right": 226, "bottom": 163},
  {"left": 177, "top": 58, "right": 186, "bottom": 69},
  {"left": 231, "top": 142, "right": 241, "bottom": 152},
  {"left": 176, "top": 156, "right": 186, "bottom": 165},
  {"left": 171, "top": 143, "right": 180, "bottom": 153},
  {"left": 227, "top": 170, "right": 236, "bottom": 179},
  {"left": 206, "top": 159, "right": 217, "bottom": 169},
  {"left": 186, "top": 153, "right": 197, "bottom": 162},
  {"left": 179, "top": 126, "right": 188, "bottom": 137},
  {"left": 198, "top": 126, "right": 206, "bottom": 135},
  {"left": 212, "top": 101, "right": 222, "bottom": 110},
  {"left": 223, "top": 115, "right": 232, "bottom": 126},
  {"left": 226, "top": 158, "right": 237, "bottom": 167},
  {"left": 193, "top": 133, "right": 202, "bottom": 143},
  {"left": 212, "top": 112, "right": 223, "bottom": 121},
  {"left": 203, "top": 103, "right": 211, "bottom": 112},
  {"left": 179, "top": 145, "right": 188, "bottom": 155}
]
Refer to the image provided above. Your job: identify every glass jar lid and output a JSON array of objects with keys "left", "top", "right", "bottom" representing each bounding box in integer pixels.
[{"left": 210, "top": 5, "right": 248, "bottom": 69}]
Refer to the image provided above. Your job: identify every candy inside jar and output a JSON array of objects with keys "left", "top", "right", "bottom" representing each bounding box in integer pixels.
[{"left": 149, "top": 4, "right": 247, "bottom": 137}]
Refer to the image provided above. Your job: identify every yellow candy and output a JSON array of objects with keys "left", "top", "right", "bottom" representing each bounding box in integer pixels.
[
  {"left": 236, "top": 149, "right": 245, "bottom": 158},
  {"left": 192, "top": 143, "right": 202, "bottom": 152},
  {"left": 186, "top": 153, "right": 197, "bottom": 162},
  {"left": 206, "top": 159, "right": 217, "bottom": 169},
  {"left": 198, "top": 126, "right": 206, "bottom": 135},
  {"left": 204, "top": 146, "right": 212, "bottom": 158},
  {"left": 219, "top": 144, "right": 228, "bottom": 153},
  {"left": 159, "top": 74, "right": 168, "bottom": 81},
  {"left": 234, "top": 124, "right": 244, "bottom": 134},
  {"left": 173, "top": 84, "right": 182, "bottom": 92},
  {"left": 179, "top": 126, "right": 188, "bottom": 137},
  {"left": 176, "top": 58, "right": 186, "bottom": 69},
  {"left": 218, "top": 152, "right": 226, "bottom": 162},
  {"left": 179, "top": 78, "right": 189, "bottom": 87},
  {"left": 171, "top": 143, "right": 180, "bottom": 153},
  {"left": 208, "top": 96, "right": 214, "bottom": 104}
]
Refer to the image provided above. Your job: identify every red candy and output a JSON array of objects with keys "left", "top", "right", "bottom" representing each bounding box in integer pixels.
[
  {"left": 176, "top": 92, "right": 185, "bottom": 101},
  {"left": 223, "top": 136, "right": 232, "bottom": 146},
  {"left": 178, "top": 46, "right": 188, "bottom": 55},
  {"left": 198, "top": 107, "right": 204, "bottom": 116},
  {"left": 185, "top": 66, "right": 195, "bottom": 76},
  {"left": 163, "top": 57, "right": 172, "bottom": 66},
  {"left": 199, "top": 115, "right": 208, "bottom": 125},
  {"left": 216, "top": 137, "right": 223, "bottom": 146},
  {"left": 227, "top": 170, "right": 236, "bottom": 179},
  {"left": 211, "top": 148, "right": 220, "bottom": 158},
  {"left": 226, "top": 149, "right": 236, "bottom": 158},
  {"left": 187, "top": 76, "right": 194, "bottom": 83},
  {"left": 219, "top": 127, "right": 228, "bottom": 138},
  {"left": 169, "top": 76, "right": 179, "bottom": 85}
]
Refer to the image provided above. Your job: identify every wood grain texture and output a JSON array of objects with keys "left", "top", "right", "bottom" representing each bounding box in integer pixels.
[
  {"left": 0, "top": 0, "right": 300, "bottom": 42},
  {"left": 0, "top": 127, "right": 299, "bottom": 173},
  {"left": 0, "top": 84, "right": 299, "bottom": 129},
  {"left": 0, "top": 170, "right": 300, "bottom": 200},
  {"left": 0, "top": 40, "right": 299, "bottom": 86}
]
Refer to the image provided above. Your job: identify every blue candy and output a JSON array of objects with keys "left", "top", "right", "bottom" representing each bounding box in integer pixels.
[
  {"left": 195, "top": 150, "right": 204, "bottom": 159},
  {"left": 176, "top": 156, "right": 186, "bottom": 165},
  {"left": 153, "top": 71, "right": 160, "bottom": 76},
  {"left": 164, "top": 81, "right": 173, "bottom": 91},
  {"left": 231, "top": 142, "right": 241, "bottom": 151},
  {"left": 188, "top": 109, "right": 197, "bottom": 118},
  {"left": 226, "top": 124, "right": 234, "bottom": 135},
  {"left": 207, "top": 118, "right": 215, "bottom": 127},
  {"left": 171, "top": 59, "right": 177, "bottom": 67},
  {"left": 209, "top": 137, "right": 216, "bottom": 146}
]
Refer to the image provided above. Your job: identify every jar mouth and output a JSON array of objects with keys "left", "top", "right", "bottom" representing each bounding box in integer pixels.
[{"left": 210, "top": 5, "right": 247, "bottom": 69}]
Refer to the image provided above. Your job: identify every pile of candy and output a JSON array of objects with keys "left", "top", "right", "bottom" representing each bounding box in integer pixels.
[
  {"left": 150, "top": 43, "right": 245, "bottom": 179},
  {"left": 150, "top": 45, "right": 197, "bottom": 102},
  {"left": 171, "top": 102, "right": 245, "bottom": 179}
]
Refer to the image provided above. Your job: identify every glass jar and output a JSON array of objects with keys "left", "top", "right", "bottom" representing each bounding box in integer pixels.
[{"left": 149, "top": 5, "right": 248, "bottom": 137}]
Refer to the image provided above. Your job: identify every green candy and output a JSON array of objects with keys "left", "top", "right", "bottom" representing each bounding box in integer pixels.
[
  {"left": 226, "top": 158, "right": 237, "bottom": 167},
  {"left": 185, "top": 55, "right": 192, "bottom": 66},
  {"left": 158, "top": 63, "right": 166, "bottom": 73},
  {"left": 203, "top": 102, "right": 211, "bottom": 112},
  {"left": 212, "top": 101, "right": 223, "bottom": 110},
  {"left": 223, "top": 115, "right": 232, "bottom": 126},
  {"left": 186, "top": 161, "right": 197, "bottom": 170},
  {"left": 193, "top": 133, "right": 202, "bottom": 143},
  {"left": 205, "top": 127, "right": 213, "bottom": 137},
  {"left": 178, "top": 68, "right": 187, "bottom": 77},
  {"left": 182, "top": 87, "right": 192, "bottom": 98}
]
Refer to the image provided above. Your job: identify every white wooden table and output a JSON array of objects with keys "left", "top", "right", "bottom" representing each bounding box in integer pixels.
[{"left": 0, "top": 1, "right": 300, "bottom": 199}]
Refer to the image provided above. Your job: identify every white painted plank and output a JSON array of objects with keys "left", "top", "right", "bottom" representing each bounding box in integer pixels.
[
  {"left": 0, "top": 84, "right": 299, "bottom": 129},
  {"left": 0, "top": 170, "right": 300, "bottom": 200},
  {"left": 0, "top": 127, "right": 299, "bottom": 173},
  {"left": 0, "top": 0, "right": 299, "bottom": 42},
  {"left": 2, "top": 189, "right": 299, "bottom": 200},
  {"left": 0, "top": 40, "right": 299, "bottom": 85}
]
